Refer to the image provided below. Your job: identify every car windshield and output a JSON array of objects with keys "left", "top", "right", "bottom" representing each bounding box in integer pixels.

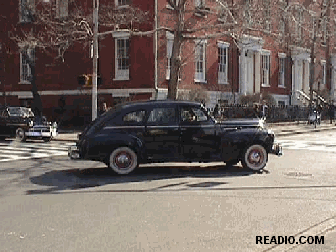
[{"left": 8, "top": 107, "right": 34, "bottom": 117}]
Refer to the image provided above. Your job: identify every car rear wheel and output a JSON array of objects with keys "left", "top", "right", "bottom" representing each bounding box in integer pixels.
[
  {"left": 241, "top": 144, "right": 268, "bottom": 171},
  {"left": 16, "top": 128, "right": 26, "bottom": 142},
  {"left": 109, "top": 147, "right": 138, "bottom": 175}
]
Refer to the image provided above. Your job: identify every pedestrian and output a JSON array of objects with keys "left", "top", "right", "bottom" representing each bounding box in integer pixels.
[
  {"left": 261, "top": 101, "right": 268, "bottom": 120},
  {"left": 99, "top": 102, "right": 109, "bottom": 115},
  {"left": 213, "top": 104, "right": 220, "bottom": 119},
  {"left": 328, "top": 102, "right": 335, "bottom": 124}
]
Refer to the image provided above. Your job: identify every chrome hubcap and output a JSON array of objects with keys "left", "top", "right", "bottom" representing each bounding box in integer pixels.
[
  {"left": 249, "top": 150, "right": 263, "bottom": 165},
  {"left": 114, "top": 152, "right": 132, "bottom": 169}
]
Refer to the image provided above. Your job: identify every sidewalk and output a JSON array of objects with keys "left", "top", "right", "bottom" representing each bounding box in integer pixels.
[{"left": 53, "top": 120, "right": 336, "bottom": 142}]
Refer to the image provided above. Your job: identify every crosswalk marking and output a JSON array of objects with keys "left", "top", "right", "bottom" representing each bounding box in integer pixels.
[
  {"left": 0, "top": 141, "right": 74, "bottom": 162},
  {"left": 279, "top": 140, "right": 336, "bottom": 153}
]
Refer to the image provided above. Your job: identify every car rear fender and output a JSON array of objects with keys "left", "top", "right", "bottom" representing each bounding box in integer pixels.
[{"left": 96, "top": 134, "right": 144, "bottom": 164}]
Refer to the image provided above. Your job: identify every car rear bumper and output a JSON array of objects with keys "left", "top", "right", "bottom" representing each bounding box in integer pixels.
[{"left": 270, "top": 142, "right": 283, "bottom": 156}]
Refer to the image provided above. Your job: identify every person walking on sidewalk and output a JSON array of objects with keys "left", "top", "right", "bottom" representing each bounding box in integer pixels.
[{"left": 328, "top": 102, "right": 335, "bottom": 124}]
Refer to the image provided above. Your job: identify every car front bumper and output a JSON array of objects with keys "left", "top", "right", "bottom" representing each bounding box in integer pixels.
[
  {"left": 270, "top": 142, "right": 283, "bottom": 156},
  {"left": 25, "top": 126, "right": 58, "bottom": 138},
  {"left": 68, "top": 145, "right": 81, "bottom": 160}
]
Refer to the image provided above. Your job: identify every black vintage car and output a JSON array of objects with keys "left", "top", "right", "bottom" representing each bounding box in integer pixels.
[
  {"left": 68, "top": 100, "right": 282, "bottom": 174},
  {"left": 0, "top": 106, "right": 57, "bottom": 142}
]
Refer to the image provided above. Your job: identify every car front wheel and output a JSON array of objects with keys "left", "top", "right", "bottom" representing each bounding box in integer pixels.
[
  {"left": 16, "top": 128, "right": 26, "bottom": 142},
  {"left": 241, "top": 144, "right": 268, "bottom": 171},
  {"left": 109, "top": 147, "right": 138, "bottom": 175}
]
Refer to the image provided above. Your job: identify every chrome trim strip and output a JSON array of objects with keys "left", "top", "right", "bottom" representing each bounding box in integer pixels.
[
  {"left": 104, "top": 126, "right": 145, "bottom": 129},
  {"left": 147, "top": 125, "right": 179, "bottom": 128}
]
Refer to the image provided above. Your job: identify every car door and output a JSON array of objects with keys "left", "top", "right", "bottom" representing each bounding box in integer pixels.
[
  {"left": 179, "top": 105, "right": 220, "bottom": 159},
  {"left": 144, "top": 105, "right": 180, "bottom": 161}
]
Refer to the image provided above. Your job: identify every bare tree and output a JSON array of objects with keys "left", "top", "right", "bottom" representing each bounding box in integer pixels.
[
  {"left": 165, "top": 0, "right": 292, "bottom": 100},
  {"left": 8, "top": 0, "right": 149, "bottom": 117},
  {"left": 278, "top": 0, "right": 336, "bottom": 106}
]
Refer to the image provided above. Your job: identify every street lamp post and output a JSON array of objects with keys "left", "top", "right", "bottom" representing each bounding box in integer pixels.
[{"left": 92, "top": 0, "right": 99, "bottom": 121}]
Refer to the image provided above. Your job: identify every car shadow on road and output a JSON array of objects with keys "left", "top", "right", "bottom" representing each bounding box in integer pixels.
[{"left": 27, "top": 163, "right": 265, "bottom": 195}]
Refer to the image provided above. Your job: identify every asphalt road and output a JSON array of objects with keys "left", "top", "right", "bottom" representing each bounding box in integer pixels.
[{"left": 1, "top": 131, "right": 336, "bottom": 251}]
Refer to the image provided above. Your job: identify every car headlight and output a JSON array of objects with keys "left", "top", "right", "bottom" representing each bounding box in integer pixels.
[
  {"left": 28, "top": 119, "right": 34, "bottom": 127},
  {"left": 267, "top": 129, "right": 275, "bottom": 137}
]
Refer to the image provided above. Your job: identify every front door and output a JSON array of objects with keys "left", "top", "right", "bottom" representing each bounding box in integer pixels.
[
  {"left": 179, "top": 105, "right": 219, "bottom": 160},
  {"left": 144, "top": 105, "right": 180, "bottom": 161}
]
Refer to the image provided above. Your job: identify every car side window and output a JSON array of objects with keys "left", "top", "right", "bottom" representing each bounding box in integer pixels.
[
  {"left": 122, "top": 110, "right": 146, "bottom": 125},
  {"left": 147, "top": 107, "right": 177, "bottom": 125},
  {"left": 180, "top": 106, "right": 208, "bottom": 123}
]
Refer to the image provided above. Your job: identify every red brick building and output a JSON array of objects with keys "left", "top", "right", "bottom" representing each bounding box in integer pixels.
[{"left": 0, "top": 0, "right": 335, "bottom": 120}]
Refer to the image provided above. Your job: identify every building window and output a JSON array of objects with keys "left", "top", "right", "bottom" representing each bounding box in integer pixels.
[
  {"left": 114, "top": 35, "right": 130, "bottom": 80},
  {"left": 278, "top": 54, "right": 286, "bottom": 87},
  {"left": 261, "top": 51, "right": 270, "bottom": 87},
  {"left": 218, "top": 42, "right": 229, "bottom": 84},
  {"left": 195, "top": 0, "right": 205, "bottom": 8},
  {"left": 278, "top": 100, "right": 285, "bottom": 107},
  {"left": 166, "top": 32, "right": 174, "bottom": 80},
  {"left": 20, "top": 47, "right": 35, "bottom": 84},
  {"left": 244, "top": 0, "right": 252, "bottom": 25},
  {"left": 195, "top": 40, "right": 206, "bottom": 83},
  {"left": 322, "top": 17, "right": 327, "bottom": 46},
  {"left": 115, "top": 0, "right": 131, "bottom": 7},
  {"left": 279, "top": 19, "right": 285, "bottom": 36},
  {"left": 218, "top": 2, "right": 228, "bottom": 22},
  {"left": 321, "top": 60, "right": 326, "bottom": 86},
  {"left": 56, "top": 0, "right": 68, "bottom": 18},
  {"left": 167, "top": 0, "right": 179, "bottom": 9},
  {"left": 263, "top": 0, "right": 271, "bottom": 30},
  {"left": 20, "top": 0, "right": 35, "bottom": 23},
  {"left": 295, "top": 8, "right": 303, "bottom": 40}
]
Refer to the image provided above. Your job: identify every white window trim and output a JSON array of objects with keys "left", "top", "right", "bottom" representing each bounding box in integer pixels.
[
  {"left": 321, "top": 60, "right": 326, "bottom": 85},
  {"left": 113, "top": 32, "right": 130, "bottom": 81},
  {"left": 195, "top": 39, "right": 207, "bottom": 83},
  {"left": 115, "top": 0, "right": 130, "bottom": 8},
  {"left": 19, "top": 47, "right": 35, "bottom": 85},
  {"left": 278, "top": 53, "right": 286, "bottom": 88},
  {"left": 218, "top": 42, "right": 229, "bottom": 85},
  {"left": 56, "top": 0, "right": 68, "bottom": 18},
  {"left": 261, "top": 50, "right": 271, "bottom": 87}
]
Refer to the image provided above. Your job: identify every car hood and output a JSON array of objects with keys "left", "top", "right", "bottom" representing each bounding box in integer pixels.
[{"left": 218, "top": 118, "right": 264, "bottom": 128}]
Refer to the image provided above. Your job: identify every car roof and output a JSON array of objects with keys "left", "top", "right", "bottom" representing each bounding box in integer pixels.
[{"left": 119, "top": 100, "right": 201, "bottom": 109}]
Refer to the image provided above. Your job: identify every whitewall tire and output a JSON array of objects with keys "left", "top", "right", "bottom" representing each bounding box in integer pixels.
[
  {"left": 241, "top": 144, "right": 268, "bottom": 171},
  {"left": 109, "top": 147, "right": 138, "bottom": 175},
  {"left": 16, "top": 128, "right": 26, "bottom": 142}
]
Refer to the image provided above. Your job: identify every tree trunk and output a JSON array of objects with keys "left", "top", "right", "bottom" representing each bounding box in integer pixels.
[
  {"left": 23, "top": 50, "right": 43, "bottom": 117},
  {"left": 309, "top": 37, "right": 316, "bottom": 108},
  {"left": 167, "top": 1, "right": 185, "bottom": 100}
]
